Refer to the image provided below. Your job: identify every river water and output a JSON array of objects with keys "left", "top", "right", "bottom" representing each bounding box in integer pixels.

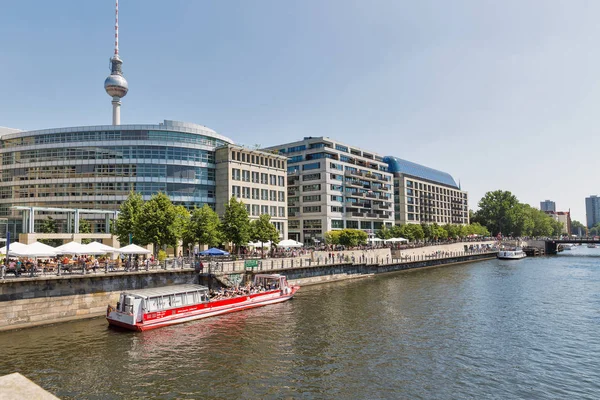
[{"left": 1, "top": 248, "right": 599, "bottom": 399}]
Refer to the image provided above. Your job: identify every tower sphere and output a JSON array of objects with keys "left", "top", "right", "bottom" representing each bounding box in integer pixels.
[{"left": 104, "top": 74, "right": 128, "bottom": 98}]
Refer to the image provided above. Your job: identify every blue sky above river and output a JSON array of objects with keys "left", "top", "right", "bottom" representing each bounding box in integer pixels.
[{"left": 1, "top": 0, "right": 598, "bottom": 222}]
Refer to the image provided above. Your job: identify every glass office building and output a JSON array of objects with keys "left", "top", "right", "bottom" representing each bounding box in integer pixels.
[{"left": 0, "top": 120, "right": 233, "bottom": 235}]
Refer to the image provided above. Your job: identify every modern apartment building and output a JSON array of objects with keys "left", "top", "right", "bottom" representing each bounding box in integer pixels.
[
  {"left": 383, "top": 156, "right": 469, "bottom": 225},
  {"left": 265, "top": 137, "right": 394, "bottom": 244},
  {"left": 585, "top": 195, "right": 600, "bottom": 228},
  {"left": 215, "top": 144, "right": 288, "bottom": 239},
  {"left": 540, "top": 200, "right": 556, "bottom": 212}
]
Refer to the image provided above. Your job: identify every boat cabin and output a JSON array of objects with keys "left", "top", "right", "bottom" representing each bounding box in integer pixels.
[
  {"left": 253, "top": 274, "right": 291, "bottom": 294},
  {"left": 116, "top": 284, "right": 210, "bottom": 322}
]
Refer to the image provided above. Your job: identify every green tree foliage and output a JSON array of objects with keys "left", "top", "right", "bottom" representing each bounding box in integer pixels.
[
  {"left": 375, "top": 225, "right": 392, "bottom": 240},
  {"left": 405, "top": 224, "right": 425, "bottom": 241},
  {"left": 421, "top": 223, "right": 433, "bottom": 241},
  {"left": 324, "top": 230, "right": 341, "bottom": 245},
  {"left": 475, "top": 190, "right": 520, "bottom": 236},
  {"left": 221, "top": 197, "right": 251, "bottom": 254},
  {"left": 79, "top": 218, "right": 92, "bottom": 244},
  {"left": 570, "top": 220, "right": 585, "bottom": 236},
  {"left": 338, "top": 229, "right": 368, "bottom": 247},
  {"left": 136, "top": 192, "right": 179, "bottom": 254},
  {"left": 250, "top": 214, "right": 280, "bottom": 258},
  {"left": 188, "top": 204, "right": 222, "bottom": 249},
  {"left": 39, "top": 216, "right": 62, "bottom": 247},
  {"left": 474, "top": 190, "right": 565, "bottom": 237},
  {"left": 114, "top": 191, "right": 144, "bottom": 245}
]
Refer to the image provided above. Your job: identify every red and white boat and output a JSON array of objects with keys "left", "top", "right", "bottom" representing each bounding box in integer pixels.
[{"left": 106, "top": 274, "right": 299, "bottom": 331}]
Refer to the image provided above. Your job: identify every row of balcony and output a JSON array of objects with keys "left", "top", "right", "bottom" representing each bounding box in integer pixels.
[{"left": 343, "top": 169, "right": 390, "bottom": 182}]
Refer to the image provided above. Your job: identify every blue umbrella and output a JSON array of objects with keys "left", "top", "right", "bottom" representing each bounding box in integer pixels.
[{"left": 200, "top": 248, "right": 230, "bottom": 256}]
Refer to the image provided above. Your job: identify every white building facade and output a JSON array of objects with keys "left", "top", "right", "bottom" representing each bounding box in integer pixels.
[
  {"left": 383, "top": 156, "right": 469, "bottom": 225},
  {"left": 215, "top": 145, "right": 288, "bottom": 239},
  {"left": 265, "top": 137, "right": 394, "bottom": 244}
]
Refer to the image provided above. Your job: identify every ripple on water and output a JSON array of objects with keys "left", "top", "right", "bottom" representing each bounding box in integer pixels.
[{"left": 1, "top": 256, "right": 600, "bottom": 399}]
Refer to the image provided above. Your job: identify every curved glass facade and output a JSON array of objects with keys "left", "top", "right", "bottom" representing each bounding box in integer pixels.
[{"left": 0, "top": 120, "right": 233, "bottom": 234}]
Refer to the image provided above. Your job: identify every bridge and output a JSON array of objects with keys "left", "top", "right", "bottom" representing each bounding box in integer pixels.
[{"left": 544, "top": 238, "right": 600, "bottom": 254}]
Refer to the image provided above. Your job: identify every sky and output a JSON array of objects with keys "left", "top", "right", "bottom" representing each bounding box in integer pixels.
[{"left": 1, "top": 0, "right": 599, "bottom": 223}]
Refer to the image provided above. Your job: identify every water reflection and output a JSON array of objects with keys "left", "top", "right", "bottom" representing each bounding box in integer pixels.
[{"left": 1, "top": 256, "right": 600, "bottom": 399}]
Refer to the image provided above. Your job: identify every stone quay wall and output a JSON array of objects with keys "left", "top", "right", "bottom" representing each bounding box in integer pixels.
[
  {"left": 0, "top": 270, "right": 198, "bottom": 332},
  {"left": 0, "top": 252, "right": 496, "bottom": 332}
]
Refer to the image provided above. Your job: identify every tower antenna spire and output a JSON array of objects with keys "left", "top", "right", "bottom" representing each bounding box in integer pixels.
[
  {"left": 104, "top": 0, "right": 128, "bottom": 125},
  {"left": 114, "top": 0, "right": 119, "bottom": 56}
]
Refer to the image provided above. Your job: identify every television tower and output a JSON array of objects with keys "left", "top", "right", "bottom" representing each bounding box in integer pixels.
[{"left": 104, "top": 0, "right": 128, "bottom": 125}]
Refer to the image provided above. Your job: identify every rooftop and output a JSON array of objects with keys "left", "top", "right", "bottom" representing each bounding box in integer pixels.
[{"left": 383, "top": 156, "right": 459, "bottom": 188}]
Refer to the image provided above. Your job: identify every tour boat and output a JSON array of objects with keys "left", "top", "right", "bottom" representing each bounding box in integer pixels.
[
  {"left": 106, "top": 274, "right": 299, "bottom": 331},
  {"left": 497, "top": 248, "right": 527, "bottom": 260}
]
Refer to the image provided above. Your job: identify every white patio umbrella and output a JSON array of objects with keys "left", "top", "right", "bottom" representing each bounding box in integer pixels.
[
  {"left": 369, "top": 238, "right": 384, "bottom": 242},
  {"left": 9, "top": 241, "right": 57, "bottom": 257},
  {"left": 84, "top": 241, "right": 120, "bottom": 254},
  {"left": 248, "top": 241, "right": 272, "bottom": 248},
  {"left": 54, "top": 241, "right": 92, "bottom": 255},
  {"left": 385, "top": 237, "right": 408, "bottom": 243},
  {"left": 0, "top": 242, "right": 28, "bottom": 255},
  {"left": 277, "top": 239, "right": 304, "bottom": 248},
  {"left": 118, "top": 244, "right": 151, "bottom": 255}
]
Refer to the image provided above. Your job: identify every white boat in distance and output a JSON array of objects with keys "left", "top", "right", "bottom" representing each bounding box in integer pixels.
[{"left": 497, "top": 248, "right": 527, "bottom": 260}]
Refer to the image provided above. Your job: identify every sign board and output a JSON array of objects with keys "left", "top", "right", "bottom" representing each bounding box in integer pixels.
[{"left": 244, "top": 259, "right": 258, "bottom": 268}]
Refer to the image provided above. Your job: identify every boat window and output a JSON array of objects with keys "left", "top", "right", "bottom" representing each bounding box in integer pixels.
[
  {"left": 147, "top": 297, "right": 159, "bottom": 312},
  {"left": 186, "top": 292, "right": 195, "bottom": 304},
  {"left": 174, "top": 294, "right": 183, "bottom": 307}
]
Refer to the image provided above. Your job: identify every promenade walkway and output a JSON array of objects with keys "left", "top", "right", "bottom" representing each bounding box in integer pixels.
[{"left": 0, "top": 241, "right": 498, "bottom": 281}]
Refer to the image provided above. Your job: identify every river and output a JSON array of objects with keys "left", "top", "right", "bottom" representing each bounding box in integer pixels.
[{"left": 1, "top": 248, "right": 599, "bottom": 399}]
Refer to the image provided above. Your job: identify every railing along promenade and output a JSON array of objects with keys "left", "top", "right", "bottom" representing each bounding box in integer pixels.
[{"left": 0, "top": 247, "right": 497, "bottom": 281}]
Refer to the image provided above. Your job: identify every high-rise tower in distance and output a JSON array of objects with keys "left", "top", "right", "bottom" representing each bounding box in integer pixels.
[{"left": 104, "top": 0, "right": 128, "bottom": 125}]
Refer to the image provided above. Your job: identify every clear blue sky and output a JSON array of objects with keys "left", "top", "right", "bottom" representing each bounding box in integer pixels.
[{"left": 2, "top": 0, "right": 598, "bottom": 223}]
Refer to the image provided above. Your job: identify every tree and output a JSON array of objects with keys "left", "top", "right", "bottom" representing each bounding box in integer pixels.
[
  {"left": 324, "top": 230, "right": 342, "bottom": 245},
  {"left": 114, "top": 191, "right": 144, "bottom": 245},
  {"left": 39, "top": 216, "right": 61, "bottom": 247},
  {"left": 474, "top": 190, "right": 520, "bottom": 236},
  {"left": 338, "top": 229, "right": 368, "bottom": 247},
  {"left": 136, "top": 192, "right": 179, "bottom": 254},
  {"left": 220, "top": 197, "right": 251, "bottom": 254},
  {"left": 375, "top": 225, "right": 392, "bottom": 240},
  {"left": 188, "top": 204, "right": 222, "bottom": 249},
  {"left": 421, "top": 223, "right": 433, "bottom": 242},
  {"left": 79, "top": 218, "right": 92, "bottom": 244},
  {"left": 250, "top": 214, "right": 280, "bottom": 258},
  {"left": 405, "top": 224, "right": 424, "bottom": 241},
  {"left": 570, "top": 220, "right": 586, "bottom": 236}
]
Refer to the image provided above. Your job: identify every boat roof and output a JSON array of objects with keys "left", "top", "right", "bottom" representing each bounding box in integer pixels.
[
  {"left": 255, "top": 274, "right": 283, "bottom": 278},
  {"left": 123, "top": 284, "right": 208, "bottom": 298}
]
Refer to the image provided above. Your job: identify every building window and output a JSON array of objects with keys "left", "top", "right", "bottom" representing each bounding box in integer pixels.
[
  {"left": 303, "top": 173, "right": 321, "bottom": 181},
  {"left": 303, "top": 195, "right": 321, "bottom": 202},
  {"left": 242, "top": 187, "right": 250, "bottom": 199},
  {"left": 278, "top": 191, "right": 285, "bottom": 202},
  {"left": 303, "top": 184, "right": 321, "bottom": 192},
  {"left": 270, "top": 206, "right": 277, "bottom": 216},
  {"left": 252, "top": 171, "right": 259, "bottom": 183},
  {"left": 335, "top": 144, "right": 348, "bottom": 153},
  {"left": 261, "top": 205, "right": 269, "bottom": 214},
  {"left": 232, "top": 168, "right": 241, "bottom": 181},
  {"left": 261, "top": 173, "right": 268, "bottom": 184},
  {"left": 252, "top": 188, "right": 259, "bottom": 199},
  {"left": 302, "top": 162, "right": 321, "bottom": 171},
  {"left": 331, "top": 206, "right": 343, "bottom": 213},
  {"left": 261, "top": 189, "right": 268, "bottom": 200},
  {"left": 278, "top": 207, "right": 285, "bottom": 217},
  {"left": 331, "top": 220, "right": 343, "bottom": 229},
  {"left": 278, "top": 176, "right": 285, "bottom": 187},
  {"left": 252, "top": 205, "right": 259, "bottom": 216},
  {"left": 303, "top": 206, "right": 321, "bottom": 213},
  {"left": 232, "top": 185, "right": 241, "bottom": 198},
  {"left": 330, "top": 195, "right": 343, "bottom": 202},
  {"left": 346, "top": 220, "right": 358, "bottom": 229},
  {"left": 242, "top": 170, "right": 250, "bottom": 182}
]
